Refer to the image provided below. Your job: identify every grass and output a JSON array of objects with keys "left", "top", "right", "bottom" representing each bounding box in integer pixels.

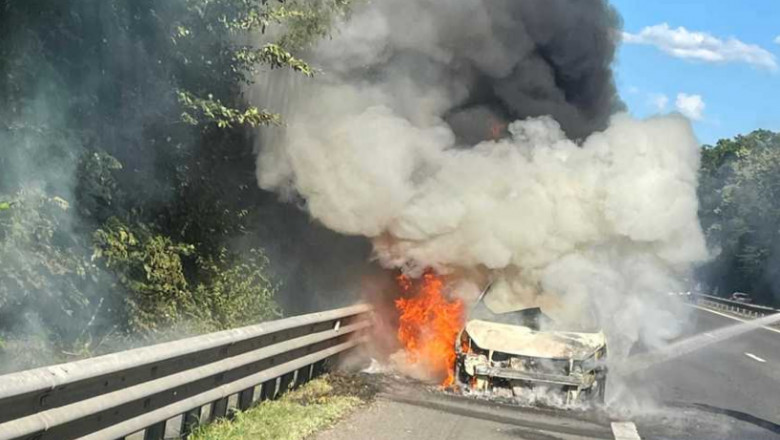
[{"left": 189, "top": 374, "right": 376, "bottom": 440}]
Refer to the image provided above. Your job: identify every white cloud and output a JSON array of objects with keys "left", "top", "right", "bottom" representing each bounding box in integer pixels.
[
  {"left": 774, "top": 35, "right": 780, "bottom": 45},
  {"left": 675, "top": 93, "right": 705, "bottom": 120},
  {"left": 623, "top": 23, "right": 778, "bottom": 71},
  {"left": 650, "top": 94, "right": 669, "bottom": 111}
]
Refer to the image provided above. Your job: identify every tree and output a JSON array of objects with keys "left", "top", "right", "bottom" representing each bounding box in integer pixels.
[
  {"left": 698, "top": 130, "right": 780, "bottom": 306},
  {"left": 0, "top": 0, "right": 352, "bottom": 371}
]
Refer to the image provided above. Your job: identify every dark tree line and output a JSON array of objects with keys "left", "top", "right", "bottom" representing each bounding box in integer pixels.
[
  {"left": 697, "top": 129, "right": 780, "bottom": 307},
  {"left": 0, "top": 0, "right": 355, "bottom": 371}
]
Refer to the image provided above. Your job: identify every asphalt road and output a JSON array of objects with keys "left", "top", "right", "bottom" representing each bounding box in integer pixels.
[
  {"left": 623, "top": 306, "right": 780, "bottom": 429},
  {"left": 317, "top": 306, "right": 780, "bottom": 440}
]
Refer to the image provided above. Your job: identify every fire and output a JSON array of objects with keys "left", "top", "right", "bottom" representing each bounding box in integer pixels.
[
  {"left": 488, "top": 117, "right": 508, "bottom": 140},
  {"left": 394, "top": 271, "right": 465, "bottom": 386}
]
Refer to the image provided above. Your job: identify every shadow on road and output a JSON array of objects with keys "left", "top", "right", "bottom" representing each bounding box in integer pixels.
[{"left": 682, "top": 403, "right": 780, "bottom": 435}]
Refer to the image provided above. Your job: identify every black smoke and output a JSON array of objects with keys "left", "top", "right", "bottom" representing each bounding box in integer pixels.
[{"left": 314, "top": 0, "right": 623, "bottom": 144}]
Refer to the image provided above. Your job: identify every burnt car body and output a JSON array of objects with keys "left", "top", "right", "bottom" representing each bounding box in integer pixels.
[{"left": 454, "top": 282, "right": 607, "bottom": 404}]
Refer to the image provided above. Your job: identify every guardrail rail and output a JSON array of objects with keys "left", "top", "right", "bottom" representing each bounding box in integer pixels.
[
  {"left": 690, "top": 293, "right": 779, "bottom": 318},
  {"left": 0, "top": 304, "right": 373, "bottom": 440}
]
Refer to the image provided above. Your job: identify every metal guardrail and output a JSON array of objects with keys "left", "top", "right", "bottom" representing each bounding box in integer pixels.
[
  {"left": 690, "top": 293, "right": 779, "bottom": 318},
  {"left": 0, "top": 304, "right": 373, "bottom": 440}
]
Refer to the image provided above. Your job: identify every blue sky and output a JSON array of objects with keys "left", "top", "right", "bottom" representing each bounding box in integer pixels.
[{"left": 611, "top": 0, "right": 780, "bottom": 145}]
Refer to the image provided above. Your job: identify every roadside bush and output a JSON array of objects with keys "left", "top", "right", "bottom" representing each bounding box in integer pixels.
[
  {"left": 92, "top": 218, "right": 197, "bottom": 334},
  {"left": 0, "top": 189, "right": 114, "bottom": 369},
  {"left": 195, "top": 248, "right": 282, "bottom": 330}
]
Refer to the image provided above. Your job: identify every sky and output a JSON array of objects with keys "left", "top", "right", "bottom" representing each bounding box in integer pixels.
[{"left": 611, "top": 0, "right": 780, "bottom": 145}]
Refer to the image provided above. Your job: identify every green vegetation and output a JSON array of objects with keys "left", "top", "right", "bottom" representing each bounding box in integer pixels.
[
  {"left": 0, "top": 0, "right": 352, "bottom": 372},
  {"left": 698, "top": 129, "right": 780, "bottom": 306},
  {"left": 190, "top": 374, "right": 374, "bottom": 440},
  {"left": 3, "top": 0, "right": 778, "bottom": 374}
]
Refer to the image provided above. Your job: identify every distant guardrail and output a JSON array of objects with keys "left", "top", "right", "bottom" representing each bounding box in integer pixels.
[
  {"left": 690, "top": 293, "right": 779, "bottom": 318},
  {"left": 0, "top": 304, "right": 373, "bottom": 440}
]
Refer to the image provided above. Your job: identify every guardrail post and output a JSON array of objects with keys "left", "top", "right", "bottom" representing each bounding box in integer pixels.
[
  {"left": 210, "top": 397, "right": 229, "bottom": 420},
  {"left": 312, "top": 359, "right": 327, "bottom": 378},
  {"left": 180, "top": 406, "right": 202, "bottom": 438},
  {"left": 238, "top": 387, "right": 254, "bottom": 410},
  {"left": 296, "top": 365, "right": 312, "bottom": 387},
  {"left": 260, "top": 378, "right": 278, "bottom": 401},
  {"left": 143, "top": 421, "right": 166, "bottom": 440},
  {"left": 278, "top": 372, "right": 294, "bottom": 395}
]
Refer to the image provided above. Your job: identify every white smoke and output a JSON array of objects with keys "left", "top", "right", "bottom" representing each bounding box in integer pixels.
[{"left": 253, "top": 0, "right": 708, "bottom": 363}]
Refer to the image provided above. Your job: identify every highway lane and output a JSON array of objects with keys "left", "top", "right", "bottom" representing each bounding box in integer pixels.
[
  {"left": 319, "top": 305, "right": 780, "bottom": 440},
  {"left": 621, "top": 305, "right": 780, "bottom": 435}
]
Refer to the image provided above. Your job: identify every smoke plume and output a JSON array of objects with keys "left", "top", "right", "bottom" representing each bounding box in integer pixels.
[{"left": 254, "top": 0, "right": 708, "bottom": 364}]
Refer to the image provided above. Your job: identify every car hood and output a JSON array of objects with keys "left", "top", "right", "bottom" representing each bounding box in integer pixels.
[{"left": 465, "top": 319, "right": 606, "bottom": 360}]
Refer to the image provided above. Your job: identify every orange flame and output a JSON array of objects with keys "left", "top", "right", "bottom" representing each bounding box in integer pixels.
[
  {"left": 395, "top": 271, "right": 465, "bottom": 386},
  {"left": 488, "top": 118, "right": 508, "bottom": 140}
]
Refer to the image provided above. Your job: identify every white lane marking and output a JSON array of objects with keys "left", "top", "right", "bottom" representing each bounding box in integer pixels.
[
  {"left": 704, "top": 332, "right": 715, "bottom": 339},
  {"left": 745, "top": 352, "right": 766, "bottom": 363},
  {"left": 611, "top": 421, "right": 641, "bottom": 440},
  {"left": 689, "top": 304, "right": 780, "bottom": 336}
]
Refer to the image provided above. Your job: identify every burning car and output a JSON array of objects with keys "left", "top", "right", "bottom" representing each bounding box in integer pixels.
[{"left": 454, "top": 281, "right": 607, "bottom": 405}]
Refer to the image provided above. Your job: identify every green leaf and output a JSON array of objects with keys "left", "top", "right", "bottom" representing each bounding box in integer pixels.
[{"left": 176, "top": 90, "right": 281, "bottom": 128}]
